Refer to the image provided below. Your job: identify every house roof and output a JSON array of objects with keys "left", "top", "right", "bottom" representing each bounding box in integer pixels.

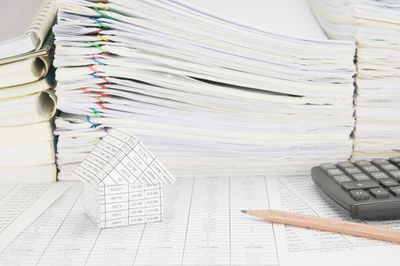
[{"left": 74, "top": 129, "right": 175, "bottom": 187}]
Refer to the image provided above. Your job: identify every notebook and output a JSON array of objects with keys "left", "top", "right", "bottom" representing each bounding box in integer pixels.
[
  {"left": 0, "top": 89, "right": 56, "bottom": 127},
  {"left": 0, "top": 33, "right": 54, "bottom": 89},
  {"left": 0, "top": 0, "right": 57, "bottom": 59}
]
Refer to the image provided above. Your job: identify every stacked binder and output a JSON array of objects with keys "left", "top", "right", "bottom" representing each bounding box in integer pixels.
[
  {"left": 308, "top": 0, "right": 400, "bottom": 159},
  {"left": 54, "top": 0, "right": 356, "bottom": 179},
  {"left": 0, "top": 0, "right": 57, "bottom": 182}
]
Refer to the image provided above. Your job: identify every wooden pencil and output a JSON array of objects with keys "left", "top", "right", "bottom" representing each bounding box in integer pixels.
[{"left": 242, "top": 209, "right": 400, "bottom": 244}]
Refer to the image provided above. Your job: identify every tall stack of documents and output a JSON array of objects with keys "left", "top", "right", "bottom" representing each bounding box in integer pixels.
[
  {"left": 0, "top": 0, "right": 58, "bottom": 182},
  {"left": 308, "top": 0, "right": 400, "bottom": 159},
  {"left": 54, "top": 0, "right": 356, "bottom": 179}
]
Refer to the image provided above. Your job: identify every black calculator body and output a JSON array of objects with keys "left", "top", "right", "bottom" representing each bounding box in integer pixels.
[{"left": 311, "top": 158, "right": 400, "bottom": 220}]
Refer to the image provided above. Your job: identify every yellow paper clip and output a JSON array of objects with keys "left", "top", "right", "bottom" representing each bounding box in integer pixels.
[
  {"left": 98, "top": 2, "right": 109, "bottom": 10},
  {"left": 97, "top": 34, "right": 110, "bottom": 42}
]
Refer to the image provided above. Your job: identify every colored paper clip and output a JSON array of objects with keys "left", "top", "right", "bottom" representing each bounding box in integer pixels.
[
  {"left": 88, "top": 64, "right": 102, "bottom": 79},
  {"left": 91, "top": 136, "right": 102, "bottom": 144},
  {"left": 89, "top": 53, "right": 102, "bottom": 59},
  {"left": 89, "top": 54, "right": 105, "bottom": 65},
  {"left": 86, "top": 115, "right": 100, "bottom": 127},
  {"left": 98, "top": 2, "right": 109, "bottom": 10},
  {"left": 90, "top": 57, "right": 105, "bottom": 65},
  {"left": 95, "top": 91, "right": 109, "bottom": 96},
  {"left": 97, "top": 102, "right": 108, "bottom": 109},
  {"left": 90, "top": 73, "right": 102, "bottom": 78},
  {"left": 87, "top": 41, "right": 109, "bottom": 53},
  {"left": 97, "top": 83, "right": 109, "bottom": 90},
  {"left": 96, "top": 96, "right": 106, "bottom": 103},
  {"left": 94, "top": 8, "right": 113, "bottom": 19},
  {"left": 102, "top": 77, "right": 111, "bottom": 83},
  {"left": 81, "top": 88, "right": 108, "bottom": 96},
  {"left": 88, "top": 64, "right": 100, "bottom": 73},
  {"left": 80, "top": 88, "right": 92, "bottom": 93},
  {"left": 97, "top": 34, "right": 110, "bottom": 42},
  {"left": 90, "top": 107, "right": 102, "bottom": 118},
  {"left": 92, "top": 17, "right": 109, "bottom": 29},
  {"left": 90, "top": 29, "right": 102, "bottom": 35}
]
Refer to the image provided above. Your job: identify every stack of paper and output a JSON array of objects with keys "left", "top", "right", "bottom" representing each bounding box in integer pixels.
[
  {"left": 308, "top": 0, "right": 400, "bottom": 159},
  {"left": 0, "top": 0, "right": 58, "bottom": 182},
  {"left": 54, "top": 0, "right": 356, "bottom": 179}
]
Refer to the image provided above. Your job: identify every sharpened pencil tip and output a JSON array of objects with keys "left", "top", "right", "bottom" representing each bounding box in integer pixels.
[{"left": 241, "top": 210, "right": 247, "bottom": 213}]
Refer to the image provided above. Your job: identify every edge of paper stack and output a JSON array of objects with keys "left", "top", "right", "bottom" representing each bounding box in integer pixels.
[
  {"left": 0, "top": 29, "right": 57, "bottom": 182},
  {"left": 54, "top": 0, "right": 357, "bottom": 179},
  {"left": 308, "top": 0, "right": 400, "bottom": 160}
]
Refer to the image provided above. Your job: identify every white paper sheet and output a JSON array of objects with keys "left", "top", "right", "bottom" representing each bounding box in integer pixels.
[
  {"left": 178, "top": 0, "right": 328, "bottom": 40},
  {"left": 0, "top": 176, "right": 279, "bottom": 265},
  {"left": 0, "top": 182, "right": 71, "bottom": 253},
  {"left": 267, "top": 175, "right": 400, "bottom": 266},
  {"left": 2, "top": 175, "right": 400, "bottom": 265}
]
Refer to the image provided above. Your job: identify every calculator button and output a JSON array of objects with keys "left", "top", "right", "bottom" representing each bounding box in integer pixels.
[
  {"left": 350, "top": 189, "right": 369, "bottom": 201},
  {"left": 344, "top": 167, "right": 362, "bottom": 175},
  {"left": 378, "top": 164, "right": 398, "bottom": 172},
  {"left": 379, "top": 179, "right": 398, "bottom": 188},
  {"left": 389, "top": 157, "right": 400, "bottom": 165},
  {"left": 337, "top": 162, "right": 354, "bottom": 169},
  {"left": 388, "top": 170, "right": 400, "bottom": 180},
  {"left": 354, "top": 160, "right": 372, "bottom": 167},
  {"left": 389, "top": 186, "right": 400, "bottom": 197},
  {"left": 361, "top": 165, "right": 379, "bottom": 173},
  {"left": 332, "top": 175, "right": 352, "bottom": 184},
  {"left": 370, "top": 188, "right": 389, "bottom": 199},
  {"left": 351, "top": 173, "right": 370, "bottom": 181},
  {"left": 320, "top": 163, "right": 337, "bottom": 171},
  {"left": 342, "top": 180, "right": 379, "bottom": 192},
  {"left": 370, "top": 172, "right": 389, "bottom": 180},
  {"left": 372, "top": 159, "right": 389, "bottom": 165},
  {"left": 327, "top": 168, "right": 344, "bottom": 177}
]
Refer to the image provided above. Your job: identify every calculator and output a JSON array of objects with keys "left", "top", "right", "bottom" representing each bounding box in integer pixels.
[{"left": 311, "top": 157, "right": 400, "bottom": 220}]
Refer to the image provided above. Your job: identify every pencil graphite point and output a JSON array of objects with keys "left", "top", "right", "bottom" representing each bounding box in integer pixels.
[{"left": 241, "top": 210, "right": 247, "bottom": 213}]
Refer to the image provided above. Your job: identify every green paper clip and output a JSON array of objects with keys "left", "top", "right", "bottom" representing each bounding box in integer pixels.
[
  {"left": 90, "top": 107, "right": 102, "bottom": 118},
  {"left": 86, "top": 41, "right": 109, "bottom": 53},
  {"left": 94, "top": 8, "right": 113, "bottom": 19},
  {"left": 92, "top": 18, "right": 109, "bottom": 29}
]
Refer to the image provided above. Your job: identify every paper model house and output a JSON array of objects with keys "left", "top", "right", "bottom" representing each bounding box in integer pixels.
[{"left": 74, "top": 129, "right": 175, "bottom": 228}]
